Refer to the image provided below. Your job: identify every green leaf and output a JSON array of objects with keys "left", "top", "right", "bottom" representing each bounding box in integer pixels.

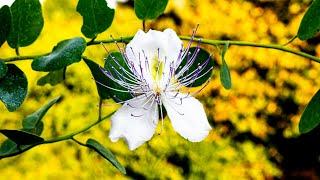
[
  {"left": 7, "top": 0, "right": 44, "bottom": 48},
  {"left": 32, "top": 37, "right": 86, "bottom": 71},
  {"left": 220, "top": 43, "right": 232, "bottom": 89},
  {"left": 83, "top": 57, "right": 110, "bottom": 99},
  {"left": 0, "top": 61, "right": 8, "bottom": 79},
  {"left": 0, "top": 139, "right": 18, "bottom": 155},
  {"left": 37, "top": 68, "right": 66, "bottom": 86},
  {"left": 0, "top": 139, "right": 36, "bottom": 159},
  {"left": 76, "top": 0, "right": 115, "bottom": 38},
  {"left": 0, "top": 5, "right": 11, "bottom": 47},
  {"left": 86, "top": 138, "right": 126, "bottom": 174},
  {"left": 0, "top": 130, "right": 44, "bottom": 145},
  {"left": 299, "top": 89, "right": 320, "bottom": 133},
  {"left": 297, "top": 0, "right": 320, "bottom": 40},
  {"left": 134, "top": 0, "right": 168, "bottom": 20},
  {"left": 104, "top": 52, "right": 133, "bottom": 102},
  {"left": 22, "top": 96, "right": 61, "bottom": 135},
  {"left": 175, "top": 47, "right": 214, "bottom": 87},
  {"left": 0, "top": 64, "right": 28, "bottom": 112}
]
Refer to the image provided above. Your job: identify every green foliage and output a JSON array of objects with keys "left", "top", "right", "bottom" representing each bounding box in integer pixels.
[
  {"left": 37, "top": 68, "right": 66, "bottom": 86},
  {"left": 32, "top": 37, "right": 86, "bottom": 71},
  {"left": 77, "top": 0, "right": 115, "bottom": 38},
  {"left": 104, "top": 52, "right": 133, "bottom": 102},
  {"left": 298, "top": 0, "right": 320, "bottom": 40},
  {"left": 0, "top": 64, "right": 28, "bottom": 112},
  {"left": 134, "top": 0, "right": 168, "bottom": 20},
  {"left": 7, "top": 0, "right": 44, "bottom": 48},
  {"left": 0, "top": 96, "right": 61, "bottom": 158},
  {"left": 22, "top": 96, "right": 61, "bottom": 135},
  {"left": 83, "top": 57, "right": 111, "bottom": 99},
  {"left": 0, "top": 130, "right": 44, "bottom": 145},
  {"left": 0, "top": 5, "right": 11, "bottom": 47},
  {"left": 220, "top": 43, "right": 232, "bottom": 89},
  {"left": 86, "top": 138, "right": 126, "bottom": 174},
  {"left": 176, "top": 47, "right": 214, "bottom": 87},
  {"left": 299, "top": 89, "right": 320, "bottom": 133},
  {"left": 0, "top": 61, "right": 8, "bottom": 79}
]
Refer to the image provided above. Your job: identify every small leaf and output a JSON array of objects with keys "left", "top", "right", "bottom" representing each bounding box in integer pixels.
[
  {"left": 0, "top": 61, "right": 8, "bottom": 79},
  {"left": 37, "top": 68, "right": 66, "bottom": 86},
  {"left": 0, "top": 130, "right": 44, "bottom": 145},
  {"left": 220, "top": 43, "right": 232, "bottom": 89},
  {"left": 134, "top": 0, "right": 168, "bottom": 20},
  {"left": 175, "top": 47, "right": 214, "bottom": 87},
  {"left": 104, "top": 52, "right": 133, "bottom": 102},
  {"left": 22, "top": 96, "right": 61, "bottom": 135},
  {"left": 297, "top": 0, "right": 320, "bottom": 40},
  {"left": 0, "top": 139, "right": 36, "bottom": 159},
  {"left": 76, "top": 0, "right": 115, "bottom": 38},
  {"left": 83, "top": 57, "right": 111, "bottom": 99},
  {"left": 7, "top": 0, "right": 44, "bottom": 48},
  {"left": 32, "top": 37, "right": 86, "bottom": 71},
  {"left": 0, "top": 64, "right": 28, "bottom": 111},
  {"left": 0, "top": 139, "right": 17, "bottom": 155},
  {"left": 0, "top": 5, "right": 11, "bottom": 47},
  {"left": 86, "top": 138, "right": 126, "bottom": 174},
  {"left": 299, "top": 89, "right": 320, "bottom": 133}
]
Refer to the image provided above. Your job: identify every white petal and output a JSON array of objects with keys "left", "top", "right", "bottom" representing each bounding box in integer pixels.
[
  {"left": 106, "top": 0, "right": 116, "bottom": 9},
  {"left": 125, "top": 29, "right": 183, "bottom": 87},
  {"left": 162, "top": 92, "right": 212, "bottom": 142},
  {"left": 0, "top": 0, "right": 15, "bottom": 7},
  {"left": 109, "top": 95, "right": 158, "bottom": 150}
]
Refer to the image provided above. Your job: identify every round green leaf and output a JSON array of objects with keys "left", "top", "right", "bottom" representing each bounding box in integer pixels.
[
  {"left": 77, "top": 0, "right": 115, "bottom": 38},
  {"left": 31, "top": 37, "right": 86, "bottom": 71},
  {"left": 176, "top": 47, "right": 214, "bottom": 87},
  {"left": 297, "top": 0, "right": 320, "bottom": 40},
  {"left": 0, "top": 64, "right": 28, "bottom": 112},
  {"left": 134, "top": 0, "right": 168, "bottom": 20},
  {"left": 0, "top": 129, "right": 44, "bottom": 145},
  {"left": 0, "top": 5, "right": 11, "bottom": 47},
  {"left": 299, "top": 89, "right": 320, "bottom": 133},
  {"left": 86, "top": 138, "right": 126, "bottom": 174},
  {"left": 0, "top": 61, "right": 8, "bottom": 79},
  {"left": 7, "top": 0, "right": 44, "bottom": 48},
  {"left": 104, "top": 52, "right": 133, "bottom": 102},
  {"left": 37, "top": 68, "right": 66, "bottom": 86}
]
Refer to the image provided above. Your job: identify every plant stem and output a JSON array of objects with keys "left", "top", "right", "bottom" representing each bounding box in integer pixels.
[
  {"left": 1, "top": 36, "right": 319, "bottom": 63},
  {"left": 142, "top": 20, "right": 146, "bottom": 32},
  {"left": 71, "top": 137, "right": 87, "bottom": 147},
  {"left": 44, "top": 110, "right": 114, "bottom": 144},
  {"left": 179, "top": 36, "right": 320, "bottom": 63},
  {"left": 0, "top": 111, "right": 114, "bottom": 159}
]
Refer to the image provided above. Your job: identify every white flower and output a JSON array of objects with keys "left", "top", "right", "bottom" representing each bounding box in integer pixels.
[
  {"left": 106, "top": 0, "right": 128, "bottom": 9},
  {"left": 103, "top": 29, "right": 212, "bottom": 150}
]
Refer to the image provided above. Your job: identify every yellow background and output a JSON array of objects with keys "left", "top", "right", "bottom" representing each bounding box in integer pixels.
[{"left": 1, "top": 0, "right": 319, "bottom": 179}]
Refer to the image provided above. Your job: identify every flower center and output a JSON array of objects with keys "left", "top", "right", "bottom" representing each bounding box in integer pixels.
[{"left": 150, "top": 55, "right": 165, "bottom": 93}]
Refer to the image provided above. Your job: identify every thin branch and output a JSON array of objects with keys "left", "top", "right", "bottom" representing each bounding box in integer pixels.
[
  {"left": 71, "top": 137, "right": 87, "bottom": 147},
  {"left": 0, "top": 111, "right": 115, "bottom": 159},
  {"left": 143, "top": 20, "right": 146, "bottom": 32},
  {"left": 1, "top": 35, "right": 319, "bottom": 64}
]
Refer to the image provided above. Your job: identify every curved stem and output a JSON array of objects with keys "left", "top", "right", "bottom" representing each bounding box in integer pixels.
[
  {"left": 0, "top": 111, "right": 115, "bottom": 159},
  {"left": 1, "top": 36, "right": 319, "bottom": 63},
  {"left": 179, "top": 36, "right": 320, "bottom": 63},
  {"left": 44, "top": 109, "right": 112, "bottom": 144}
]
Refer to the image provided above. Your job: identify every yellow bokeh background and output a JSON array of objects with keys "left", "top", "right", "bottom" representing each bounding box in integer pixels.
[{"left": 1, "top": 0, "right": 319, "bottom": 179}]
